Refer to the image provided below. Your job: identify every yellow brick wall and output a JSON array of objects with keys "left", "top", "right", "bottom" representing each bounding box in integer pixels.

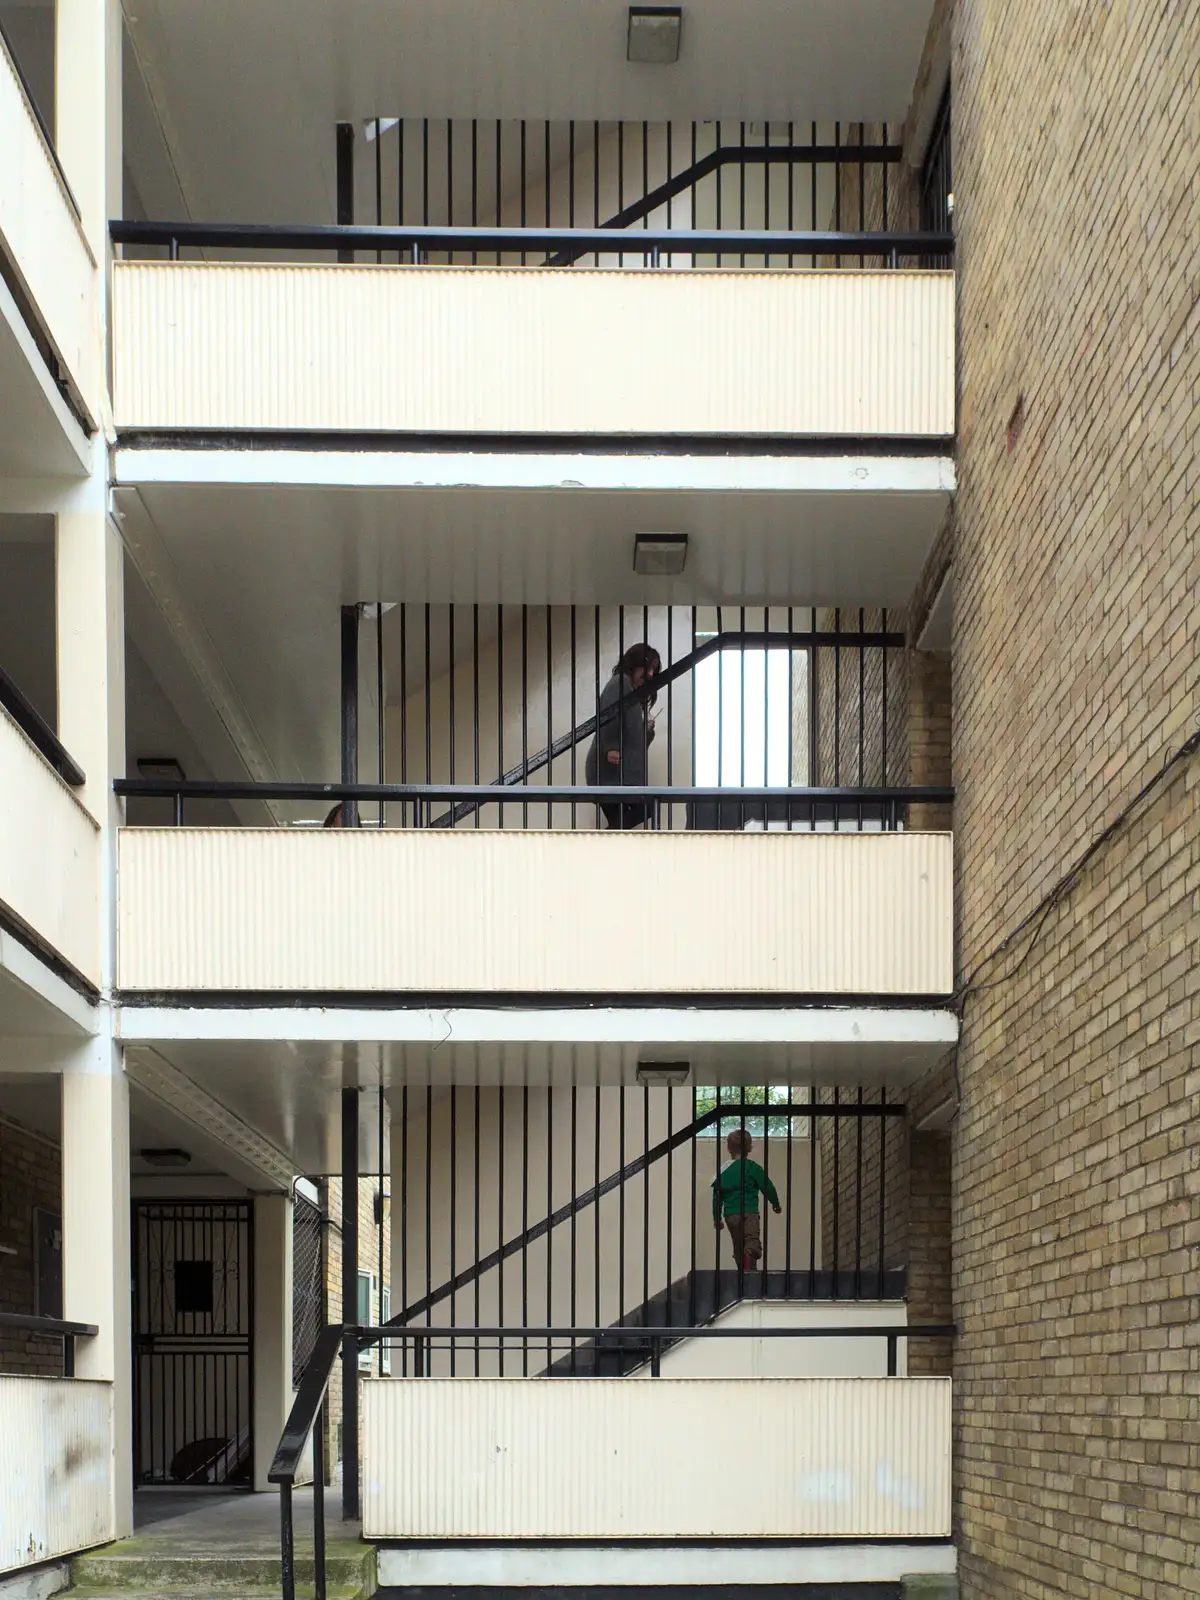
[{"left": 951, "top": 0, "right": 1200, "bottom": 1592}]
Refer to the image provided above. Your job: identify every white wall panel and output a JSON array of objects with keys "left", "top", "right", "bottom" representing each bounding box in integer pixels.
[
  {"left": 112, "top": 263, "right": 954, "bottom": 438},
  {"left": 0, "top": 707, "right": 101, "bottom": 986},
  {"left": 0, "top": 33, "right": 97, "bottom": 420},
  {"left": 362, "top": 1376, "right": 951, "bottom": 1538},
  {"left": 0, "top": 1379, "right": 114, "bottom": 1573},
  {"left": 117, "top": 829, "right": 953, "bottom": 996}
]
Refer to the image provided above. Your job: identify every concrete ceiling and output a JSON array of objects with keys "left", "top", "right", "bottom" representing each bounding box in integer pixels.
[{"left": 122, "top": 0, "right": 935, "bottom": 225}]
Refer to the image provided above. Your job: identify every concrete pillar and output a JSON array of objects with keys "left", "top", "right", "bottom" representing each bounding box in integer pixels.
[
  {"left": 252, "top": 1194, "right": 293, "bottom": 1492},
  {"left": 61, "top": 1037, "right": 133, "bottom": 1536},
  {"left": 56, "top": 511, "right": 124, "bottom": 836},
  {"left": 55, "top": 0, "right": 122, "bottom": 259}
]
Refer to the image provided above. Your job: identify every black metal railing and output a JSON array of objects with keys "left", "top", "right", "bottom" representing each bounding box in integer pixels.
[
  {"left": 1, "top": 661, "right": 85, "bottom": 787},
  {"left": 116, "top": 119, "right": 954, "bottom": 271},
  {"left": 275, "top": 1317, "right": 956, "bottom": 1600},
  {"left": 114, "top": 777, "right": 951, "bottom": 830},
  {"left": 110, "top": 219, "right": 952, "bottom": 268},
  {"left": 0, "top": 1311, "right": 98, "bottom": 1376}
]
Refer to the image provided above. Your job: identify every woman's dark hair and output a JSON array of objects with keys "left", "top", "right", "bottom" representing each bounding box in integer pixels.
[{"left": 613, "top": 643, "right": 662, "bottom": 705}]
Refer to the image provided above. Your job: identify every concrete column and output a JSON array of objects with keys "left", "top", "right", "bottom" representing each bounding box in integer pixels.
[
  {"left": 252, "top": 1194, "right": 293, "bottom": 1492},
  {"left": 55, "top": 0, "right": 122, "bottom": 259},
  {"left": 61, "top": 1036, "right": 133, "bottom": 1536},
  {"left": 56, "top": 510, "right": 124, "bottom": 832}
]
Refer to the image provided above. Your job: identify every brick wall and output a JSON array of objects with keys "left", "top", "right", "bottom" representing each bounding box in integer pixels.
[
  {"left": 0, "top": 1113, "right": 63, "bottom": 1376},
  {"left": 322, "top": 1174, "right": 391, "bottom": 1468},
  {"left": 951, "top": 0, "right": 1200, "bottom": 1592}
]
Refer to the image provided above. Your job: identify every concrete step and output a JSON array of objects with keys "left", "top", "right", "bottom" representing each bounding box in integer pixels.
[{"left": 66, "top": 1540, "right": 375, "bottom": 1599}]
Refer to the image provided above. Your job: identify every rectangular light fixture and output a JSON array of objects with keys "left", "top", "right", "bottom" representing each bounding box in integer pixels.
[
  {"left": 636, "top": 1061, "right": 691, "bottom": 1086},
  {"left": 137, "top": 756, "right": 186, "bottom": 783},
  {"left": 633, "top": 532, "right": 688, "bottom": 576},
  {"left": 627, "top": 5, "right": 682, "bottom": 63}
]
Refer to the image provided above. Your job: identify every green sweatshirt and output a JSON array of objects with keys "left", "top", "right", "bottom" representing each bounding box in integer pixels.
[{"left": 712, "top": 1157, "right": 780, "bottom": 1222}]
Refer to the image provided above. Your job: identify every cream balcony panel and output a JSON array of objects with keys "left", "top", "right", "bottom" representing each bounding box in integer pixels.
[
  {"left": 0, "top": 1378, "right": 114, "bottom": 1573},
  {"left": 0, "top": 707, "right": 100, "bottom": 987},
  {"left": 362, "top": 1376, "right": 951, "bottom": 1539},
  {"left": 116, "top": 830, "right": 952, "bottom": 996},
  {"left": 0, "top": 32, "right": 98, "bottom": 422},
  {"left": 111, "top": 263, "right": 954, "bottom": 437}
]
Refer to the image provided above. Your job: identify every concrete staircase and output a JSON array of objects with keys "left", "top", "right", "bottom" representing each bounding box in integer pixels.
[{"left": 544, "top": 1265, "right": 907, "bottom": 1375}]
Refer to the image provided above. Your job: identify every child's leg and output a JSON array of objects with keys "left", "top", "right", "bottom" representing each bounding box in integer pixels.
[
  {"left": 723, "top": 1213, "right": 744, "bottom": 1267},
  {"left": 742, "top": 1213, "right": 762, "bottom": 1268}
]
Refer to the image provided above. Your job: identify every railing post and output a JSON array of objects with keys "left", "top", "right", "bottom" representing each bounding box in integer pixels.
[
  {"left": 650, "top": 1336, "right": 661, "bottom": 1377},
  {"left": 313, "top": 1398, "right": 327, "bottom": 1600},
  {"left": 341, "top": 1087, "right": 360, "bottom": 1520},
  {"left": 886, "top": 1334, "right": 898, "bottom": 1377},
  {"left": 174, "top": 791, "right": 183, "bottom": 826},
  {"left": 414, "top": 1333, "right": 425, "bottom": 1377},
  {"left": 63, "top": 1333, "right": 74, "bottom": 1378},
  {"left": 279, "top": 1480, "right": 295, "bottom": 1600}
]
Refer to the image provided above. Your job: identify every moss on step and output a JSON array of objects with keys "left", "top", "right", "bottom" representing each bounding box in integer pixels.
[
  {"left": 902, "top": 1577, "right": 958, "bottom": 1600},
  {"left": 67, "top": 1538, "right": 375, "bottom": 1600}
]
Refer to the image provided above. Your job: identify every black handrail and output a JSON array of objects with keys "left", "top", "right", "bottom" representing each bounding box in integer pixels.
[
  {"left": 0, "top": 663, "right": 86, "bottom": 787},
  {"left": 0, "top": 1311, "right": 99, "bottom": 1377},
  {"left": 268, "top": 1322, "right": 341, "bottom": 1600},
  {"left": 110, "top": 220, "right": 954, "bottom": 260},
  {"left": 112, "top": 777, "right": 953, "bottom": 830},
  {"left": 546, "top": 143, "right": 905, "bottom": 265},
  {"left": 388, "top": 1099, "right": 906, "bottom": 1329}
]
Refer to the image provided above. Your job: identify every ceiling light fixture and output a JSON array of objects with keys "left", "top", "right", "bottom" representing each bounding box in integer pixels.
[
  {"left": 627, "top": 5, "right": 682, "bottom": 64},
  {"left": 137, "top": 756, "right": 186, "bottom": 784},
  {"left": 140, "top": 1147, "right": 192, "bottom": 1168},
  {"left": 636, "top": 1061, "right": 691, "bottom": 1086},
  {"left": 633, "top": 533, "right": 688, "bottom": 576}
]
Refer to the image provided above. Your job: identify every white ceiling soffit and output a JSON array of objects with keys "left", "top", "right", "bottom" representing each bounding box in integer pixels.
[{"left": 121, "top": 0, "right": 934, "bottom": 224}]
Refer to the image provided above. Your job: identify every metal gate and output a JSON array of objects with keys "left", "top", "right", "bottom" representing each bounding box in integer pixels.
[{"left": 132, "top": 1201, "right": 253, "bottom": 1486}]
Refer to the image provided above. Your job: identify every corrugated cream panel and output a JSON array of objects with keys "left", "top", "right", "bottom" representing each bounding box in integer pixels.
[
  {"left": 0, "top": 707, "right": 101, "bottom": 986},
  {"left": 112, "top": 263, "right": 954, "bottom": 437},
  {"left": 0, "top": 35, "right": 98, "bottom": 416},
  {"left": 117, "top": 830, "right": 953, "bottom": 995},
  {"left": 0, "top": 1379, "right": 114, "bottom": 1572},
  {"left": 362, "top": 1377, "right": 951, "bottom": 1539}
]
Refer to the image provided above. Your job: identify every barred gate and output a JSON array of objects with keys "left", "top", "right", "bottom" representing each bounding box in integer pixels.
[{"left": 292, "top": 1191, "right": 325, "bottom": 1388}]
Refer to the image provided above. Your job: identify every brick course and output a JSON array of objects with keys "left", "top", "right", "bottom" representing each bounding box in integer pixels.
[{"left": 0, "top": 1113, "right": 63, "bottom": 1377}]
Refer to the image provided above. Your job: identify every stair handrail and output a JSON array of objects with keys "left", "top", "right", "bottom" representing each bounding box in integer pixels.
[{"left": 268, "top": 1321, "right": 343, "bottom": 1600}]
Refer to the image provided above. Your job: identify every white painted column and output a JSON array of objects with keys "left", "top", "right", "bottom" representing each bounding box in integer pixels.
[
  {"left": 61, "top": 1035, "right": 133, "bottom": 1537},
  {"left": 55, "top": 0, "right": 122, "bottom": 261},
  {"left": 252, "top": 1194, "right": 294, "bottom": 1491},
  {"left": 56, "top": 510, "right": 125, "bottom": 835}
]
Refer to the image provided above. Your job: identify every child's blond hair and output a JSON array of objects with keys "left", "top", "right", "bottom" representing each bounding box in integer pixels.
[{"left": 726, "top": 1128, "right": 753, "bottom": 1157}]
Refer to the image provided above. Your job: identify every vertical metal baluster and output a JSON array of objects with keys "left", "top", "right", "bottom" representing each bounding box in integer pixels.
[
  {"left": 859, "top": 123, "right": 866, "bottom": 268},
  {"left": 642, "top": 119, "right": 649, "bottom": 264},
  {"left": 570, "top": 606, "right": 578, "bottom": 829},
  {"left": 377, "top": 603, "right": 386, "bottom": 828},
  {"left": 831, "top": 1087, "right": 840, "bottom": 1297},
  {"left": 400, "top": 1088, "right": 408, "bottom": 1372},
  {"left": 618, "top": 1088, "right": 626, "bottom": 1327},
  {"left": 546, "top": 1083, "right": 554, "bottom": 1370},
  {"left": 424, "top": 1087, "right": 433, "bottom": 1337},
  {"left": 665, "top": 1087, "right": 674, "bottom": 1324},
  {"left": 810, "top": 121, "right": 818, "bottom": 268},
  {"left": 855, "top": 1087, "right": 864, "bottom": 1300},
  {"left": 834, "top": 121, "right": 841, "bottom": 266},
  {"left": 833, "top": 608, "right": 842, "bottom": 818},
  {"left": 878, "top": 1092, "right": 888, "bottom": 1299},
  {"left": 446, "top": 117, "right": 453, "bottom": 262},
  {"left": 594, "top": 607, "right": 601, "bottom": 828},
  {"left": 473, "top": 605, "right": 480, "bottom": 828},
  {"left": 474, "top": 1089, "right": 482, "bottom": 1373},
  {"left": 497, "top": 1088, "right": 505, "bottom": 1375},
  {"left": 666, "top": 607, "right": 673, "bottom": 829},
  {"left": 570, "top": 1084, "right": 578, "bottom": 1370},
  {"left": 375, "top": 117, "right": 383, "bottom": 262},
  {"left": 424, "top": 606, "right": 432, "bottom": 809},
  {"left": 617, "top": 120, "right": 624, "bottom": 267},
  {"left": 521, "top": 606, "right": 529, "bottom": 826},
  {"left": 859, "top": 606, "right": 866, "bottom": 831},
  {"left": 763, "top": 121, "right": 770, "bottom": 268},
  {"left": 378, "top": 1089, "right": 386, "bottom": 1374},
  {"left": 642, "top": 604, "right": 650, "bottom": 827},
  {"left": 520, "top": 121, "right": 527, "bottom": 264},
  {"left": 666, "top": 120, "right": 673, "bottom": 266},
  {"left": 739, "top": 605, "right": 746, "bottom": 829},
  {"left": 545, "top": 120, "right": 551, "bottom": 230},
  {"left": 715, "top": 119, "right": 722, "bottom": 268},
  {"left": 785, "top": 1083, "right": 794, "bottom": 1294},
  {"left": 471, "top": 118, "right": 478, "bottom": 263},
  {"left": 716, "top": 605, "right": 725, "bottom": 807},
  {"left": 397, "top": 119, "right": 404, "bottom": 239},
  {"left": 642, "top": 1084, "right": 650, "bottom": 1316},
  {"left": 497, "top": 604, "right": 504, "bottom": 831},
  {"left": 428, "top": 119, "right": 438, "bottom": 228},
  {"left": 881, "top": 608, "right": 889, "bottom": 796},
  {"left": 569, "top": 120, "right": 576, "bottom": 231},
  {"left": 495, "top": 120, "right": 503, "bottom": 265},
  {"left": 449, "top": 1084, "right": 457, "bottom": 1373},
  {"left": 546, "top": 607, "right": 554, "bottom": 830},
  {"left": 739, "top": 119, "right": 746, "bottom": 267},
  {"left": 521, "top": 1087, "right": 529, "bottom": 1374},
  {"left": 399, "top": 606, "right": 408, "bottom": 821},
  {"left": 764, "top": 605, "right": 771, "bottom": 813},
  {"left": 808, "top": 1086, "right": 817, "bottom": 1297},
  {"left": 594, "top": 1088, "right": 602, "bottom": 1330},
  {"left": 882, "top": 122, "right": 889, "bottom": 242},
  {"left": 594, "top": 119, "right": 601, "bottom": 267},
  {"left": 448, "top": 606, "right": 456, "bottom": 801},
  {"left": 787, "top": 121, "right": 795, "bottom": 268},
  {"left": 689, "top": 1082, "right": 697, "bottom": 1325}
]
